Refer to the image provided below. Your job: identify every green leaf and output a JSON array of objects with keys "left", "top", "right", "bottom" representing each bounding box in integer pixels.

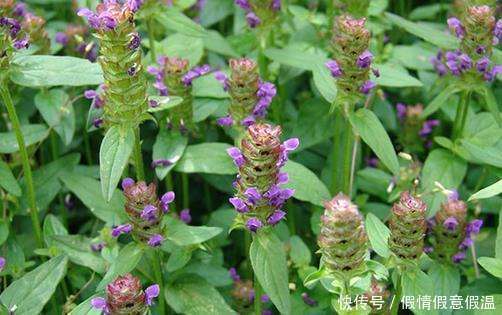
[
  {"left": 349, "top": 108, "right": 400, "bottom": 175},
  {"left": 385, "top": 12, "right": 459, "bottom": 50},
  {"left": 401, "top": 268, "right": 437, "bottom": 315},
  {"left": 59, "top": 171, "right": 127, "bottom": 225},
  {"left": 192, "top": 75, "right": 228, "bottom": 98},
  {"left": 289, "top": 235, "right": 311, "bottom": 267},
  {"left": 0, "top": 219, "right": 8, "bottom": 246},
  {"left": 174, "top": 142, "right": 234, "bottom": 174},
  {"left": 365, "top": 213, "right": 391, "bottom": 258},
  {"left": 43, "top": 214, "right": 68, "bottom": 247},
  {"left": 166, "top": 274, "right": 236, "bottom": 315},
  {"left": 421, "top": 84, "right": 461, "bottom": 118},
  {"left": 156, "top": 7, "right": 207, "bottom": 38},
  {"left": 477, "top": 85, "right": 502, "bottom": 127},
  {"left": 164, "top": 216, "right": 222, "bottom": 246},
  {"left": 51, "top": 235, "right": 106, "bottom": 274},
  {"left": 282, "top": 160, "right": 330, "bottom": 206},
  {"left": 421, "top": 149, "right": 467, "bottom": 215},
  {"left": 0, "top": 124, "right": 48, "bottom": 154},
  {"left": 469, "top": 180, "right": 502, "bottom": 201},
  {"left": 203, "top": 30, "right": 239, "bottom": 57},
  {"left": 250, "top": 231, "right": 291, "bottom": 315},
  {"left": 497, "top": 210, "right": 502, "bottom": 259},
  {"left": 34, "top": 89, "right": 75, "bottom": 145},
  {"left": 99, "top": 126, "right": 135, "bottom": 201},
  {"left": 69, "top": 295, "right": 101, "bottom": 315},
  {"left": 0, "top": 255, "right": 68, "bottom": 315},
  {"left": 147, "top": 96, "right": 184, "bottom": 113},
  {"left": 0, "top": 160, "right": 21, "bottom": 196},
  {"left": 264, "top": 47, "right": 319, "bottom": 71},
  {"left": 478, "top": 257, "right": 502, "bottom": 279},
  {"left": 391, "top": 45, "right": 435, "bottom": 70},
  {"left": 157, "top": 33, "right": 204, "bottom": 67},
  {"left": 312, "top": 60, "right": 337, "bottom": 103},
  {"left": 165, "top": 245, "right": 193, "bottom": 272},
  {"left": 373, "top": 63, "right": 423, "bottom": 87},
  {"left": 97, "top": 243, "right": 144, "bottom": 291},
  {"left": 10, "top": 55, "right": 103, "bottom": 87},
  {"left": 409, "top": 3, "right": 449, "bottom": 20},
  {"left": 428, "top": 262, "right": 460, "bottom": 315},
  {"left": 152, "top": 129, "right": 188, "bottom": 180},
  {"left": 460, "top": 140, "right": 502, "bottom": 168}
]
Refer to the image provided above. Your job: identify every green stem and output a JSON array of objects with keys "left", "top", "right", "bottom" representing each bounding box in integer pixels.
[
  {"left": 348, "top": 136, "right": 359, "bottom": 198},
  {"left": 254, "top": 273, "right": 262, "bottom": 315},
  {"left": 0, "top": 85, "right": 43, "bottom": 248},
  {"left": 181, "top": 173, "right": 189, "bottom": 209},
  {"left": 342, "top": 119, "right": 353, "bottom": 195},
  {"left": 83, "top": 128, "right": 93, "bottom": 165},
  {"left": 165, "top": 173, "right": 176, "bottom": 212},
  {"left": 133, "top": 128, "right": 145, "bottom": 181},
  {"left": 152, "top": 251, "right": 166, "bottom": 315},
  {"left": 452, "top": 90, "right": 470, "bottom": 140},
  {"left": 147, "top": 18, "right": 157, "bottom": 64},
  {"left": 390, "top": 274, "right": 401, "bottom": 315}
]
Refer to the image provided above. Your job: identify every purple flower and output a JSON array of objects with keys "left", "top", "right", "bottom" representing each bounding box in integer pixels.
[
  {"left": 13, "top": 3, "right": 27, "bottom": 17},
  {"left": 277, "top": 172, "right": 289, "bottom": 184},
  {"left": 396, "top": 103, "right": 407, "bottom": 120},
  {"left": 244, "top": 187, "right": 262, "bottom": 205},
  {"left": 128, "top": 33, "right": 141, "bottom": 50},
  {"left": 458, "top": 54, "right": 472, "bottom": 70},
  {"left": 419, "top": 119, "right": 440, "bottom": 137},
  {"left": 494, "top": 19, "right": 502, "bottom": 41},
  {"left": 424, "top": 246, "right": 434, "bottom": 254},
  {"left": 84, "top": 89, "right": 97, "bottom": 99},
  {"left": 365, "top": 157, "right": 379, "bottom": 168},
  {"left": 148, "top": 234, "right": 164, "bottom": 247},
  {"left": 111, "top": 224, "right": 132, "bottom": 237},
  {"left": 93, "top": 118, "right": 104, "bottom": 128},
  {"left": 262, "top": 310, "right": 273, "bottom": 315},
  {"left": 241, "top": 115, "right": 256, "bottom": 127},
  {"left": 229, "top": 197, "right": 249, "bottom": 213},
  {"left": 466, "top": 219, "right": 483, "bottom": 235},
  {"left": 153, "top": 80, "right": 168, "bottom": 96},
  {"left": 360, "top": 80, "right": 376, "bottom": 94},
  {"left": 459, "top": 237, "right": 473, "bottom": 250},
  {"left": 151, "top": 159, "right": 172, "bottom": 168},
  {"left": 448, "top": 189, "right": 459, "bottom": 201},
  {"left": 246, "top": 217, "right": 263, "bottom": 232},
  {"left": 301, "top": 293, "right": 318, "bottom": 307},
  {"left": 147, "top": 66, "right": 162, "bottom": 77},
  {"left": 283, "top": 138, "right": 300, "bottom": 151},
  {"left": 261, "top": 294, "right": 270, "bottom": 303},
  {"left": 257, "top": 81, "right": 276, "bottom": 98},
  {"left": 145, "top": 284, "right": 160, "bottom": 305},
  {"left": 217, "top": 115, "right": 233, "bottom": 126},
  {"left": 356, "top": 50, "right": 373, "bottom": 69},
  {"left": 443, "top": 217, "right": 459, "bottom": 231},
  {"left": 267, "top": 210, "right": 286, "bottom": 225},
  {"left": 160, "top": 191, "right": 175, "bottom": 213},
  {"left": 235, "top": 0, "right": 250, "bottom": 11},
  {"left": 246, "top": 12, "right": 261, "bottom": 28},
  {"left": 446, "top": 59, "right": 461, "bottom": 76},
  {"left": 476, "top": 45, "right": 486, "bottom": 55},
  {"left": 13, "top": 37, "right": 29, "bottom": 50},
  {"left": 447, "top": 17, "right": 465, "bottom": 38},
  {"left": 77, "top": 8, "right": 100, "bottom": 29},
  {"left": 122, "top": 178, "right": 135, "bottom": 190},
  {"left": 325, "top": 60, "right": 342, "bottom": 77},
  {"left": 271, "top": 0, "right": 281, "bottom": 11},
  {"left": 127, "top": 0, "right": 144, "bottom": 12},
  {"left": 0, "top": 257, "right": 5, "bottom": 271},
  {"left": 182, "top": 64, "right": 211, "bottom": 86},
  {"left": 214, "top": 71, "right": 230, "bottom": 91},
  {"left": 476, "top": 57, "right": 490, "bottom": 73},
  {"left": 90, "top": 243, "right": 105, "bottom": 252},
  {"left": 141, "top": 204, "right": 158, "bottom": 222},
  {"left": 180, "top": 209, "right": 192, "bottom": 224},
  {"left": 91, "top": 297, "right": 109, "bottom": 314},
  {"left": 227, "top": 147, "right": 245, "bottom": 167},
  {"left": 452, "top": 251, "right": 466, "bottom": 263},
  {"left": 229, "top": 267, "right": 241, "bottom": 282},
  {"left": 55, "top": 32, "right": 69, "bottom": 46}
]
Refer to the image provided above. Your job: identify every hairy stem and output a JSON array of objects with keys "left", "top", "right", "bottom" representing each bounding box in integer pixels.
[
  {"left": 152, "top": 251, "right": 166, "bottom": 314},
  {"left": 133, "top": 128, "right": 145, "bottom": 181},
  {"left": 0, "top": 85, "right": 43, "bottom": 248}
]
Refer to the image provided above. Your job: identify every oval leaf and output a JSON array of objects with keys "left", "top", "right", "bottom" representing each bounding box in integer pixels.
[
  {"left": 0, "top": 124, "right": 48, "bottom": 154},
  {"left": 469, "top": 180, "right": 502, "bottom": 201},
  {"left": 0, "top": 160, "right": 21, "bottom": 196},
  {"left": 152, "top": 129, "right": 188, "bottom": 180},
  {"left": 282, "top": 160, "right": 330, "bottom": 206},
  {"left": 174, "top": 142, "right": 234, "bottom": 174},
  {"left": 97, "top": 243, "right": 144, "bottom": 291},
  {"left": 365, "top": 213, "right": 391, "bottom": 258}
]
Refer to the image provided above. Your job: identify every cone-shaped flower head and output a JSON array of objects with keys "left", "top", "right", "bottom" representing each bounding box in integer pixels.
[
  {"left": 327, "top": 15, "right": 376, "bottom": 103},
  {"left": 234, "top": 0, "right": 281, "bottom": 29},
  {"left": 388, "top": 191, "right": 427, "bottom": 261},
  {"left": 317, "top": 193, "right": 368, "bottom": 275},
  {"left": 77, "top": 1, "right": 148, "bottom": 128},
  {"left": 216, "top": 58, "right": 276, "bottom": 134},
  {"left": 227, "top": 123, "right": 298, "bottom": 232},
  {"left": 148, "top": 56, "right": 210, "bottom": 131}
]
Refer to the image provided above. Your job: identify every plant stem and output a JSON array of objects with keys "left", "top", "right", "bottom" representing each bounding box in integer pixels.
[
  {"left": 181, "top": 173, "right": 189, "bottom": 209},
  {"left": 0, "top": 85, "right": 43, "bottom": 248},
  {"left": 152, "top": 251, "right": 166, "bottom": 315},
  {"left": 470, "top": 241, "right": 480, "bottom": 278},
  {"left": 342, "top": 120, "right": 353, "bottom": 195},
  {"left": 147, "top": 18, "right": 156, "bottom": 64},
  {"left": 348, "top": 136, "right": 359, "bottom": 198},
  {"left": 133, "top": 128, "right": 145, "bottom": 181},
  {"left": 254, "top": 273, "right": 262, "bottom": 315},
  {"left": 390, "top": 273, "right": 401, "bottom": 315},
  {"left": 452, "top": 90, "right": 470, "bottom": 140},
  {"left": 83, "top": 129, "right": 93, "bottom": 165}
]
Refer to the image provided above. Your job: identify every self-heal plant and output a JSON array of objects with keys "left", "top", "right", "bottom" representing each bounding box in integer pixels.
[
  {"left": 395, "top": 103, "right": 440, "bottom": 153},
  {"left": 55, "top": 24, "right": 98, "bottom": 62},
  {"left": 91, "top": 273, "right": 159, "bottom": 314},
  {"left": 235, "top": 0, "right": 281, "bottom": 30},
  {"left": 227, "top": 123, "right": 299, "bottom": 232}
]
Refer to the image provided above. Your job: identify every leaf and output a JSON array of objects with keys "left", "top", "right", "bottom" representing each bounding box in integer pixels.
[
  {"left": 96, "top": 243, "right": 144, "bottom": 291},
  {"left": 469, "top": 180, "right": 502, "bottom": 201},
  {"left": 282, "top": 160, "right": 330, "bottom": 206},
  {"left": 349, "top": 108, "right": 400, "bottom": 175},
  {"left": 312, "top": 60, "right": 337, "bottom": 103},
  {"left": 0, "top": 255, "right": 68, "bottom": 315},
  {"left": 174, "top": 142, "right": 235, "bottom": 174},
  {"left": 391, "top": 45, "right": 435, "bottom": 70},
  {"left": 421, "top": 84, "right": 462, "bottom": 118},
  {"left": 0, "top": 219, "right": 8, "bottom": 246},
  {"left": 250, "top": 231, "right": 291, "bottom": 315},
  {"left": 99, "top": 126, "right": 135, "bottom": 201},
  {"left": 164, "top": 216, "right": 222, "bottom": 247},
  {"left": 152, "top": 129, "right": 188, "bottom": 180},
  {"left": 421, "top": 149, "right": 467, "bottom": 215},
  {"left": 156, "top": 7, "right": 207, "bottom": 38},
  {"left": 264, "top": 47, "right": 319, "bottom": 71},
  {"left": 401, "top": 268, "right": 437, "bottom": 315},
  {"left": 157, "top": 33, "right": 204, "bottom": 67},
  {"left": 43, "top": 214, "right": 68, "bottom": 247},
  {"left": 478, "top": 257, "right": 502, "bottom": 279},
  {"left": 477, "top": 85, "right": 502, "bottom": 127},
  {"left": 51, "top": 235, "right": 107, "bottom": 274},
  {"left": 460, "top": 140, "right": 502, "bottom": 168},
  {"left": 0, "top": 124, "right": 48, "bottom": 154},
  {"left": 147, "top": 96, "right": 184, "bottom": 113},
  {"left": 0, "top": 160, "right": 21, "bottom": 196},
  {"left": 165, "top": 245, "right": 193, "bottom": 272},
  {"left": 385, "top": 12, "right": 459, "bottom": 50},
  {"left": 203, "top": 30, "right": 239, "bottom": 57},
  {"left": 428, "top": 262, "right": 460, "bottom": 315},
  {"left": 10, "top": 55, "right": 103, "bottom": 87},
  {"left": 365, "top": 213, "right": 391, "bottom": 258},
  {"left": 192, "top": 74, "right": 228, "bottom": 99},
  {"left": 59, "top": 171, "right": 127, "bottom": 225},
  {"left": 34, "top": 89, "right": 75, "bottom": 145},
  {"left": 69, "top": 295, "right": 101, "bottom": 315},
  {"left": 373, "top": 63, "right": 423, "bottom": 87},
  {"left": 166, "top": 274, "right": 236, "bottom": 315},
  {"left": 184, "top": 261, "right": 233, "bottom": 287},
  {"left": 289, "top": 235, "right": 311, "bottom": 267}
]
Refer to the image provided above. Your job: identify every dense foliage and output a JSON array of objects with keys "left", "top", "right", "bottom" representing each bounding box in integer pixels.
[{"left": 0, "top": 0, "right": 501, "bottom": 314}]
